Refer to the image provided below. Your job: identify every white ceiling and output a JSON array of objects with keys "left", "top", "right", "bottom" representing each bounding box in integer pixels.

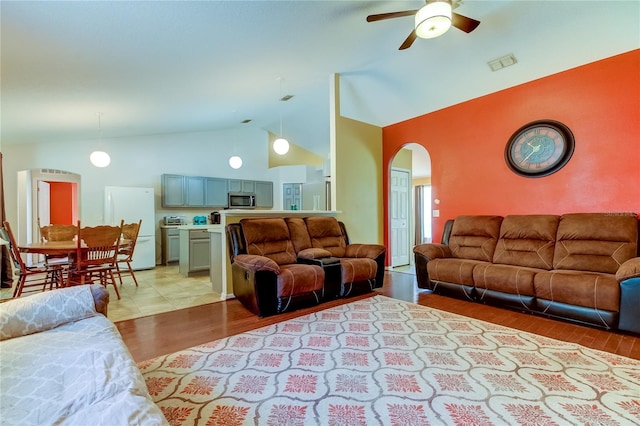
[{"left": 2, "top": 0, "right": 638, "bottom": 160}]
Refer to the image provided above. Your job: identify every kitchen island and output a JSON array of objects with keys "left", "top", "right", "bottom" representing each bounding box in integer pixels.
[
  {"left": 208, "top": 210, "right": 339, "bottom": 299},
  {"left": 177, "top": 224, "right": 223, "bottom": 277}
]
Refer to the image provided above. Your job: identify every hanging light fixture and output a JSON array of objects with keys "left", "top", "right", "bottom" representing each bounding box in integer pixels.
[
  {"left": 228, "top": 155, "right": 243, "bottom": 169},
  {"left": 228, "top": 110, "right": 243, "bottom": 169},
  {"left": 273, "top": 77, "right": 290, "bottom": 155},
  {"left": 90, "top": 113, "right": 111, "bottom": 167},
  {"left": 415, "top": 0, "right": 452, "bottom": 39}
]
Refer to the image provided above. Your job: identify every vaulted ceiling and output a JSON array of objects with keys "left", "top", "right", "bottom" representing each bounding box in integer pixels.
[{"left": 2, "top": 1, "right": 638, "bottom": 157}]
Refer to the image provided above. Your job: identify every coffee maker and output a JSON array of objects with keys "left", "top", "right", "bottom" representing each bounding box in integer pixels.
[{"left": 210, "top": 211, "right": 221, "bottom": 224}]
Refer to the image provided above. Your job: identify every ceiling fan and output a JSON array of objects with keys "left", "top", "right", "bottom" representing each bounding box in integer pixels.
[{"left": 366, "top": 0, "right": 480, "bottom": 50}]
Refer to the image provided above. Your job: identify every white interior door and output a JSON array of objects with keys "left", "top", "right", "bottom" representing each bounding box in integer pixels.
[
  {"left": 37, "top": 180, "right": 51, "bottom": 229},
  {"left": 390, "top": 168, "right": 410, "bottom": 267},
  {"left": 283, "top": 183, "right": 302, "bottom": 210}
]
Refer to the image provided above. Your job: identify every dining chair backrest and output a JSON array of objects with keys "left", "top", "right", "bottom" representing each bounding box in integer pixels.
[
  {"left": 76, "top": 220, "right": 124, "bottom": 267},
  {"left": 40, "top": 224, "right": 77, "bottom": 242},
  {"left": 1, "top": 221, "right": 26, "bottom": 273},
  {"left": 120, "top": 220, "right": 142, "bottom": 258}
]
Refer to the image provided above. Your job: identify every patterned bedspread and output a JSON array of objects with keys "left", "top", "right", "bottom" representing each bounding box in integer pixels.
[{"left": 1, "top": 287, "right": 167, "bottom": 425}]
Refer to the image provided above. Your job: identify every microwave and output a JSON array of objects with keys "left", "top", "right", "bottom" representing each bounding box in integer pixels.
[{"left": 228, "top": 193, "right": 256, "bottom": 209}]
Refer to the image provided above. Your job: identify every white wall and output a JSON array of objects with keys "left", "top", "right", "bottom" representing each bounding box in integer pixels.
[{"left": 3, "top": 126, "right": 303, "bottom": 230}]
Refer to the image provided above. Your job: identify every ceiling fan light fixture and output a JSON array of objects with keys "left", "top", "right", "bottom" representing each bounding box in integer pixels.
[
  {"left": 273, "top": 137, "right": 290, "bottom": 155},
  {"left": 415, "top": 1, "right": 452, "bottom": 39}
]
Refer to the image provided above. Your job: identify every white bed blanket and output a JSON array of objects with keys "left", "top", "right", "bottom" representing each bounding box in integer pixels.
[{"left": 0, "top": 287, "right": 167, "bottom": 426}]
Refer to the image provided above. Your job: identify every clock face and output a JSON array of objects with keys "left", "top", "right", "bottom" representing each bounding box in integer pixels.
[{"left": 505, "top": 120, "right": 575, "bottom": 177}]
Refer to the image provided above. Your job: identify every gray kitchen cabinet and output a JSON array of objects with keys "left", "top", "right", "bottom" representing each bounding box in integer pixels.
[
  {"left": 162, "top": 174, "right": 185, "bottom": 207},
  {"left": 163, "top": 175, "right": 270, "bottom": 208},
  {"left": 228, "top": 179, "right": 255, "bottom": 193},
  {"left": 179, "top": 228, "right": 211, "bottom": 276},
  {"left": 162, "top": 227, "right": 180, "bottom": 265},
  {"left": 254, "top": 180, "right": 274, "bottom": 208},
  {"left": 189, "top": 235, "right": 210, "bottom": 271},
  {"left": 185, "top": 176, "right": 205, "bottom": 206},
  {"left": 205, "top": 178, "right": 228, "bottom": 207}
]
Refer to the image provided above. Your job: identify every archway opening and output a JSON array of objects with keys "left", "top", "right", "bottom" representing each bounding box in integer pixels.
[{"left": 389, "top": 143, "right": 432, "bottom": 270}]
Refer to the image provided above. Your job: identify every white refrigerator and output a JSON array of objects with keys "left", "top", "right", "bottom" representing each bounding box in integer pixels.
[{"left": 104, "top": 186, "right": 156, "bottom": 270}]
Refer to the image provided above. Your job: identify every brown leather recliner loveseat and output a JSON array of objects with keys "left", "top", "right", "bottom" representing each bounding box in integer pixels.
[
  {"left": 414, "top": 213, "right": 640, "bottom": 334},
  {"left": 227, "top": 216, "right": 386, "bottom": 316}
]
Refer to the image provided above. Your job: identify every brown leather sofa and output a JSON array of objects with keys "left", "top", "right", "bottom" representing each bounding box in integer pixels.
[
  {"left": 227, "top": 218, "right": 325, "bottom": 316},
  {"left": 287, "top": 217, "right": 386, "bottom": 298},
  {"left": 414, "top": 213, "right": 640, "bottom": 334},
  {"left": 227, "top": 216, "right": 386, "bottom": 316}
]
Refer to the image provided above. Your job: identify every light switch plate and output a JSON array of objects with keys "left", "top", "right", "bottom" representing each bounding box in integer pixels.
[{"left": 432, "top": 210, "right": 440, "bottom": 217}]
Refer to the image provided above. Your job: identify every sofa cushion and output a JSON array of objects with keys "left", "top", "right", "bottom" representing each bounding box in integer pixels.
[
  {"left": 493, "top": 215, "right": 559, "bottom": 270},
  {"left": 449, "top": 215, "right": 503, "bottom": 262},
  {"left": 534, "top": 269, "right": 620, "bottom": 312},
  {"left": 285, "top": 217, "right": 313, "bottom": 253},
  {"left": 277, "top": 264, "right": 324, "bottom": 297},
  {"left": 340, "top": 258, "right": 377, "bottom": 284},
  {"left": 241, "top": 218, "right": 297, "bottom": 265},
  {"left": 427, "top": 258, "right": 489, "bottom": 286},
  {"left": 473, "top": 263, "right": 538, "bottom": 296},
  {"left": 305, "top": 216, "right": 347, "bottom": 257},
  {"left": 553, "top": 213, "right": 638, "bottom": 274}
]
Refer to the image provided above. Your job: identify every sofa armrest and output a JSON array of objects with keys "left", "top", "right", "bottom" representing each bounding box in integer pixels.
[
  {"left": 298, "top": 248, "right": 333, "bottom": 259},
  {"left": 413, "top": 244, "right": 451, "bottom": 290},
  {"left": 233, "top": 254, "right": 281, "bottom": 274},
  {"left": 90, "top": 284, "right": 109, "bottom": 316},
  {"left": 413, "top": 243, "right": 452, "bottom": 260},
  {"left": 616, "top": 257, "right": 640, "bottom": 282},
  {"left": 345, "top": 244, "right": 386, "bottom": 259},
  {"left": 0, "top": 285, "right": 105, "bottom": 341}
]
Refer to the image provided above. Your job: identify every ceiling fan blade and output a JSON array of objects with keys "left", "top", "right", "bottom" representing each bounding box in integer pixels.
[
  {"left": 366, "top": 9, "right": 419, "bottom": 22},
  {"left": 451, "top": 12, "right": 480, "bottom": 33},
  {"left": 399, "top": 30, "right": 418, "bottom": 50}
]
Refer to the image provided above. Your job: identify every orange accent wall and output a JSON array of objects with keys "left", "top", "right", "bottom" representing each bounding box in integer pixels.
[
  {"left": 49, "top": 182, "right": 75, "bottom": 225},
  {"left": 383, "top": 50, "right": 640, "bottom": 249}
]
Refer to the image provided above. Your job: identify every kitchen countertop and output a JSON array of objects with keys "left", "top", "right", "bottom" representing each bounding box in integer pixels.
[
  {"left": 220, "top": 209, "right": 338, "bottom": 216},
  {"left": 176, "top": 224, "right": 223, "bottom": 230}
]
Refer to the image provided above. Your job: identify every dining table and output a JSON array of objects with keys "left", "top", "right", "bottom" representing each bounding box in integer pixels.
[
  {"left": 18, "top": 240, "right": 132, "bottom": 287},
  {"left": 19, "top": 239, "right": 132, "bottom": 256}
]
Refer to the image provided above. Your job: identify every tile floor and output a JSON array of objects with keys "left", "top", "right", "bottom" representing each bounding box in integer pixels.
[{"left": 1, "top": 265, "right": 222, "bottom": 323}]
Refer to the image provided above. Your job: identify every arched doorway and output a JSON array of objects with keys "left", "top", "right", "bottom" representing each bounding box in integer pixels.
[
  {"left": 389, "top": 143, "right": 432, "bottom": 270},
  {"left": 17, "top": 169, "right": 80, "bottom": 249}
]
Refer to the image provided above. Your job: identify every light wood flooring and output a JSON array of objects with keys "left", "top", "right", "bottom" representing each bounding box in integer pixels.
[{"left": 116, "top": 269, "right": 640, "bottom": 363}]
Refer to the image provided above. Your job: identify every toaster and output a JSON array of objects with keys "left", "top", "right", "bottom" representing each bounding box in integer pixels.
[
  {"left": 164, "top": 216, "right": 185, "bottom": 226},
  {"left": 193, "top": 215, "right": 207, "bottom": 225}
]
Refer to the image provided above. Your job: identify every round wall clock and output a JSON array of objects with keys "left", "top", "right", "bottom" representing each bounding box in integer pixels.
[{"left": 504, "top": 119, "right": 575, "bottom": 177}]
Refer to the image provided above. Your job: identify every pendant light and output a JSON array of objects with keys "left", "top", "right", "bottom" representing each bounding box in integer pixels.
[
  {"left": 227, "top": 110, "right": 243, "bottom": 169},
  {"left": 273, "top": 77, "right": 289, "bottom": 155},
  {"left": 90, "top": 113, "right": 111, "bottom": 167},
  {"left": 228, "top": 155, "right": 243, "bottom": 169}
]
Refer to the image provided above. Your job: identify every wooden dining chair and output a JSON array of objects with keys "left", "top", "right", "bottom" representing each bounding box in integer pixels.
[
  {"left": 39, "top": 222, "right": 78, "bottom": 287},
  {"left": 40, "top": 223, "right": 78, "bottom": 243},
  {"left": 2, "top": 221, "right": 59, "bottom": 298},
  {"left": 68, "top": 220, "right": 124, "bottom": 299},
  {"left": 115, "top": 220, "right": 142, "bottom": 287}
]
